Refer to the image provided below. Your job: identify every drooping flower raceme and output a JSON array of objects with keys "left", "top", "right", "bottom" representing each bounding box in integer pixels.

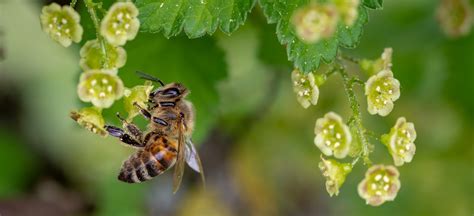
[
  {"left": 365, "top": 70, "right": 400, "bottom": 116},
  {"left": 70, "top": 106, "right": 107, "bottom": 137},
  {"left": 292, "top": 4, "right": 339, "bottom": 43},
  {"left": 333, "top": 0, "right": 360, "bottom": 26},
  {"left": 382, "top": 117, "right": 416, "bottom": 166},
  {"left": 319, "top": 156, "right": 352, "bottom": 196},
  {"left": 77, "top": 69, "right": 124, "bottom": 108},
  {"left": 79, "top": 39, "right": 127, "bottom": 70},
  {"left": 358, "top": 165, "right": 401, "bottom": 206},
  {"left": 123, "top": 81, "right": 154, "bottom": 120},
  {"left": 40, "top": 3, "right": 83, "bottom": 47},
  {"left": 292, "top": 69, "right": 319, "bottom": 108},
  {"left": 100, "top": 2, "right": 140, "bottom": 46},
  {"left": 314, "top": 112, "right": 352, "bottom": 158}
]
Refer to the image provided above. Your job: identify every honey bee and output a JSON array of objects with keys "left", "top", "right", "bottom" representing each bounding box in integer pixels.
[{"left": 104, "top": 71, "right": 205, "bottom": 193}]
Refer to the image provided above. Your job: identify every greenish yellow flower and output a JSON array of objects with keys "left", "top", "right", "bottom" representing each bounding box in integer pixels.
[
  {"left": 292, "top": 4, "right": 339, "bottom": 43},
  {"left": 77, "top": 69, "right": 124, "bottom": 108},
  {"left": 437, "top": 0, "right": 473, "bottom": 38},
  {"left": 358, "top": 165, "right": 401, "bottom": 206},
  {"left": 79, "top": 39, "right": 127, "bottom": 70},
  {"left": 360, "top": 48, "right": 393, "bottom": 76},
  {"left": 319, "top": 156, "right": 352, "bottom": 196},
  {"left": 40, "top": 3, "right": 83, "bottom": 47},
  {"left": 365, "top": 70, "right": 400, "bottom": 116},
  {"left": 292, "top": 69, "right": 319, "bottom": 108},
  {"left": 100, "top": 2, "right": 140, "bottom": 46},
  {"left": 333, "top": 0, "right": 360, "bottom": 26},
  {"left": 382, "top": 117, "right": 417, "bottom": 166},
  {"left": 123, "top": 81, "right": 154, "bottom": 120},
  {"left": 314, "top": 112, "right": 352, "bottom": 158},
  {"left": 70, "top": 107, "right": 107, "bottom": 137}
]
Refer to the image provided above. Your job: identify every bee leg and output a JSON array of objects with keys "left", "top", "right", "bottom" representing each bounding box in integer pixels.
[
  {"left": 104, "top": 125, "right": 145, "bottom": 148},
  {"left": 116, "top": 112, "right": 143, "bottom": 142},
  {"left": 133, "top": 102, "right": 151, "bottom": 120}
]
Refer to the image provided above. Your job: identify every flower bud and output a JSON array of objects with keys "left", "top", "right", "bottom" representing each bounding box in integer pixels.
[
  {"left": 437, "top": 0, "right": 473, "bottom": 38},
  {"left": 333, "top": 0, "right": 360, "bottom": 26},
  {"left": 79, "top": 39, "right": 127, "bottom": 70}
]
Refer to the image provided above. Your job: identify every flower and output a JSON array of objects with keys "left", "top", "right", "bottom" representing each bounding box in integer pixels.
[
  {"left": 100, "top": 2, "right": 140, "bottom": 46},
  {"left": 365, "top": 70, "right": 400, "bottom": 116},
  {"left": 333, "top": 0, "right": 360, "bottom": 26},
  {"left": 79, "top": 39, "right": 127, "bottom": 70},
  {"left": 360, "top": 48, "right": 393, "bottom": 76},
  {"left": 382, "top": 117, "right": 417, "bottom": 166},
  {"left": 123, "top": 81, "right": 154, "bottom": 120},
  {"left": 437, "top": 0, "right": 473, "bottom": 38},
  {"left": 291, "top": 69, "right": 319, "bottom": 108},
  {"left": 358, "top": 165, "right": 401, "bottom": 206},
  {"left": 314, "top": 112, "right": 352, "bottom": 158},
  {"left": 319, "top": 156, "right": 352, "bottom": 196},
  {"left": 292, "top": 4, "right": 339, "bottom": 43},
  {"left": 40, "top": 3, "right": 83, "bottom": 47},
  {"left": 70, "top": 107, "right": 107, "bottom": 137},
  {"left": 77, "top": 69, "right": 124, "bottom": 108}
]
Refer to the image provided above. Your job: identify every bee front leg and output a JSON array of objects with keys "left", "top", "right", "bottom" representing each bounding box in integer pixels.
[
  {"left": 104, "top": 125, "right": 145, "bottom": 148},
  {"left": 133, "top": 102, "right": 151, "bottom": 120}
]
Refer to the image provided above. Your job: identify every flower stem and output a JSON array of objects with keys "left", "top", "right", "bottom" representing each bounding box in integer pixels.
[
  {"left": 339, "top": 68, "right": 372, "bottom": 166},
  {"left": 84, "top": 0, "right": 109, "bottom": 68}
]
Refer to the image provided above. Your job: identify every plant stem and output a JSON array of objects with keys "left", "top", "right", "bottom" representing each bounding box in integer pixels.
[
  {"left": 84, "top": 0, "right": 109, "bottom": 68},
  {"left": 339, "top": 68, "right": 372, "bottom": 166}
]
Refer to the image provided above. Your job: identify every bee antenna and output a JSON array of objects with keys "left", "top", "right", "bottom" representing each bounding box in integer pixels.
[{"left": 136, "top": 71, "right": 165, "bottom": 86}]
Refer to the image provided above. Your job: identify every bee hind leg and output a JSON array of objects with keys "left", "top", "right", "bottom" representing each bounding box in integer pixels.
[{"left": 104, "top": 125, "right": 145, "bottom": 148}]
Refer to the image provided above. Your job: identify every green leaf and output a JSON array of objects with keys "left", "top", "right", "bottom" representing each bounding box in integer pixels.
[
  {"left": 136, "top": 0, "right": 256, "bottom": 38},
  {"left": 118, "top": 33, "right": 227, "bottom": 142},
  {"left": 363, "top": 0, "right": 383, "bottom": 9},
  {"left": 259, "top": 1, "right": 369, "bottom": 73}
]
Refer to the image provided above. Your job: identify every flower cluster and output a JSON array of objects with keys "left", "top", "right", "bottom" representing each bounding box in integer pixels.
[
  {"left": 358, "top": 165, "right": 401, "bottom": 206},
  {"left": 314, "top": 112, "right": 352, "bottom": 159},
  {"left": 291, "top": 69, "right": 319, "bottom": 108},
  {"left": 40, "top": 3, "right": 83, "bottom": 47},
  {"left": 291, "top": 0, "right": 360, "bottom": 43},
  {"left": 382, "top": 117, "right": 417, "bottom": 166},
  {"left": 100, "top": 2, "right": 140, "bottom": 46},
  {"left": 319, "top": 156, "right": 352, "bottom": 196}
]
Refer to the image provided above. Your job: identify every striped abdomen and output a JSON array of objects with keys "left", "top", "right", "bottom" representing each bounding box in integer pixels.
[{"left": 118, "top": 135, "right": 178, "bottom": 183}]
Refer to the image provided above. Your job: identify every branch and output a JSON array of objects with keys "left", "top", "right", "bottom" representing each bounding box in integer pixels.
[{"left": 84, "top": 0, "right": 109, "bottom": 68}]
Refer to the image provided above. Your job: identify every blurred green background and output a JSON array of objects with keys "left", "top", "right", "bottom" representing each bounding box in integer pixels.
[{"left": 1, "top": 0, "right": 473, "bottom": 215}]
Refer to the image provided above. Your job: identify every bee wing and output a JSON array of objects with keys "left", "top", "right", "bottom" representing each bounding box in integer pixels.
[
  {"left": 172, "top": 117, "right": 186, "bottom": 194},
  {"left": 185, "top": 139, "right": 205, "bottom": 184}
]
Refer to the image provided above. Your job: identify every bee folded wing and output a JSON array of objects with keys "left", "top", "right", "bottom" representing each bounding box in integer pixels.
[{"left": 185, "top": 140, "right": 202, "bottom": 173}]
